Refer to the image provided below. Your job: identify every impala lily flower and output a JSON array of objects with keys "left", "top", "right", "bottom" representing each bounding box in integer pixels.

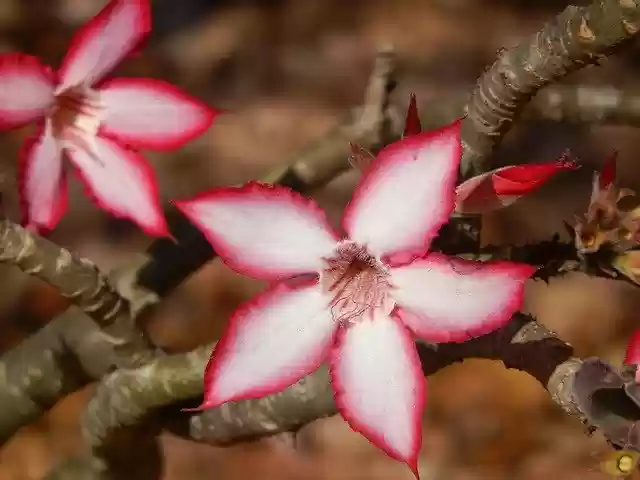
[
  {"left": 0, "top": 0, "right": 216, "bottom": 235},
  {"left": 454, "top": 155, "right": 580, "bottom": 214},
  {"left": 175, "top": 120, "right": 535, "bottom": 477}
]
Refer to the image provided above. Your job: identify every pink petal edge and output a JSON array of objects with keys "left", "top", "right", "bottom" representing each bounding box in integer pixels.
[
  {"left": 58, "top": 0, "right": 151, "bottom": 89},
  {"left": 490, "top": 157, "right": 579, "bottom": 196},
  {"left": 17, "top": 124, "right": 68, "bottom": 233},
  {"left": 0, "top": 53, "right": 54, "bottom": 130},
  {"left": 184, "top": 278, "right": 337, "bottom": 411},
  {"left": 173, "top": 182, "right": 341, "bottom": 281},
  {"left": 99, "top": 77, "right": 218, "bottom": 151},
  {"left": 67, "top": 134, "right": 169, "bottom": 238},
  {"left": 342, "top": 119, "right": 462, "bottom": 259},
  {"left": 329, "top": 313, "right": 425, "bottom": 478},
  {"left": 392, "top": 253, "right": 536, "bottom": 343}
]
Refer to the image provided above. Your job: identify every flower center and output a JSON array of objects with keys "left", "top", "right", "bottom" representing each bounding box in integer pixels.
[
  {"left": 50, "top": 85, "right": 104, "bottom": 154},
  {"left": 320, "top": 241, "right": 393, "bottom": 325}
]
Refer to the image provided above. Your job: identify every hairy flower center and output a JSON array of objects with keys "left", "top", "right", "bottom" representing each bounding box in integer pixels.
[
  {"left": 320, "top": 242, "right": 393, "bottom": 325},
  {"left": 50, "top": 85, "right": 104, "bottom": 154}
]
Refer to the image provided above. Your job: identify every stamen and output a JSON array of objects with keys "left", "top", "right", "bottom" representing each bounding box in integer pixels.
[
  {"left": 321, "top": 242, "right": 393, "bottom": 326},
  {"left": 50, "top": 85, "right": 104, "bottom": 160}
]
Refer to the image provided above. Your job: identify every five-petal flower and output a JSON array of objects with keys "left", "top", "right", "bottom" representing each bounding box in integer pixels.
[
  {"left": 0, "top": 0, "right": 217, "bottom": 235},
  {"left": 175, "top": 120, "right": 535, "bottom": 476}
]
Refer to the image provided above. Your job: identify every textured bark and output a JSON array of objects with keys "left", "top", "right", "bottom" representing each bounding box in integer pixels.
[
  {"left": 461, "top": 0, "right": 640, "bottom": 176},
  {"left": 0, "top": 219, "right": 156, "bottom": 368},
  {"left": 0, "top": 255, "right": 160, "bottom": 446},
  {"left": 0, "top": 310, "right": 117, "bottom": 445},
  {"left": 44, "top": 314, "right": 575, "bottom": 480},
  {"left": 422, "top": 85, "right": 640, "bottom": 131}
]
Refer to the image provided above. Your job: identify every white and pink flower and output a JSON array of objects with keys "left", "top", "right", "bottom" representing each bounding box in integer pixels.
[
  {"left": 0, "top": 0, "right": 217, "bottom": 235},
  {"left": 175, "top": 120, "right": 535, "bottom": 476}
]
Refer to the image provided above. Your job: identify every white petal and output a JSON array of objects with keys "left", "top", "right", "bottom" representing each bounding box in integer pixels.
[
  {"left": 58, "top": 0, "right": 151, "bottom": 89},
  {"left": 174, "top": 183, "right": 340, "bottom": 280},
  {"left": 330, "top": 312, "right": 424, "bottom": 474},
  {"left": 192, "top": 280, "right": 338, "bottom": 409},
  {"left": 66, "top": 135, "right": 168, "bottom": 236},
  {"left": 99, "top": 78, "right": 216, "bottom": 150},
  {"left": 18, "top": 126, "right": 66, "bottom": 231},
  {"left": 342, "top": 121, "right": 461, "bottom": 258},
  {"left": 391, "top": 253, "right": 535, "bottom": 343},
  {"left": 0, "top": 54, "right": 54, "bottom": 129}
]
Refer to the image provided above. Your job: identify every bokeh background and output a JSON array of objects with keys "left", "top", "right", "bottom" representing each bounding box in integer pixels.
[{"left": 1, "top": 0, "right": 640, "bottom": 478}]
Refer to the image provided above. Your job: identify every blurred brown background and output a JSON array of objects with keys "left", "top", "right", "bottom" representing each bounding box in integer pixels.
[{"left": 1, "top": 0, "right": 640, "bottom": 478}]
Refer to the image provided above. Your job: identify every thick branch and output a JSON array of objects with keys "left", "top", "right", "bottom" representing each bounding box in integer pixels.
[
  {"left": 0, "top": 255, "right": 161, "bottom": 446},
  {"left": 0, "top": 310, "right": 118, "bottom": 445},
  {"left": 461, "top": 0, "right": 640, "bottom": 176},
  {"left": 0, "top": 219, "right": 156, "bottom": 367}
]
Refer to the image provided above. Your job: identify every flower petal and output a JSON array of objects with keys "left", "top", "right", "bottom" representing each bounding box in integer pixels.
[
  {"left": 58, "top": 0, "right": 151, "bottom": 89},
  {"left": 18, "top": 125, "right": 67, "bottom": 232},
  {"left": 0, "top": 53, "right": 54, "bottom": 129},
  {"left": 624, "top": 329, "right": 640, "bottom": 382},
  {"left": 329, "top": 311, "right": 424, "bottom": 476},
  {"left": 99, "top": 77, "right": 217, "bottom": 151},
  {"left": 403, "top": 93, "right": 422, "bottom": 138},
  {"left": 188, "top": 279, "right": 338, "bottom": 410},
  {"left": 391, "top": 253, "right": 535, "bottom": 343},
  {"left": 66, "top": 134, "right": 168, "bottom": 237},
  {"left": 455, "top": 158, "right": 579, "bottom": 214},
  {"left": 342, "top": 120, "right": 461, "bottom": 259},
  {"left": 174, "top": 182, "right": 340, "bottom": 280}
]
